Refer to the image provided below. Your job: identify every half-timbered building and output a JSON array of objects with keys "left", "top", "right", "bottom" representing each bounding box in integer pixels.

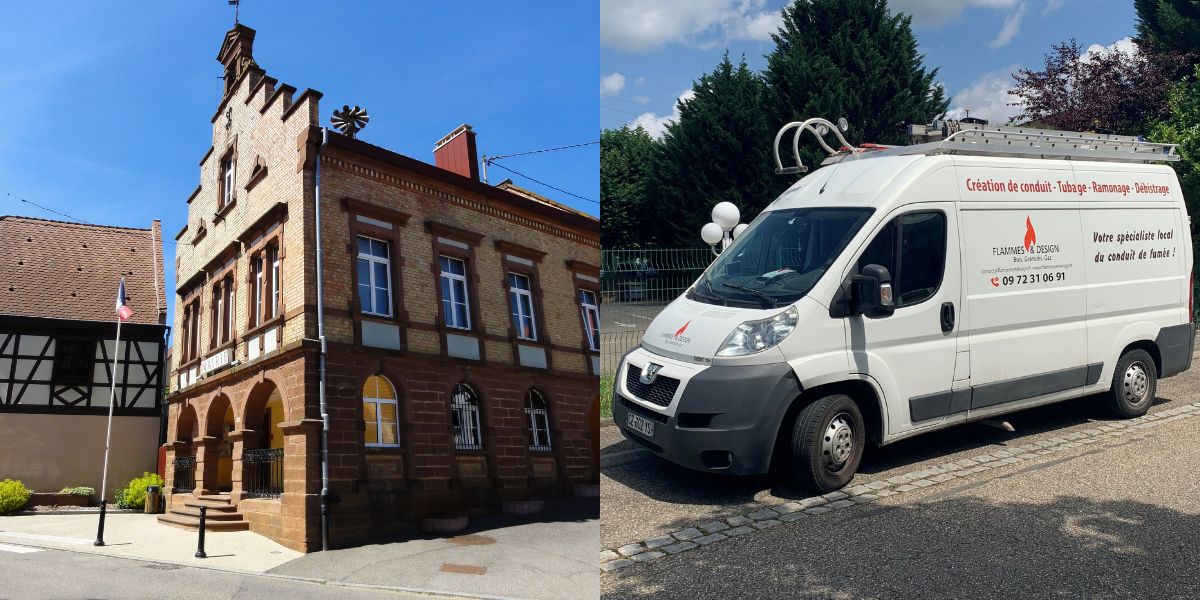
[
  {"left": 0, "top": 216, "right": 168, "bottom": 492},
  {"left": 161, "top": 23, "right": 599, "bottom": 552}
]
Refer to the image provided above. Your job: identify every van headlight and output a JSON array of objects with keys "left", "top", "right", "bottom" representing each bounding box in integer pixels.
[{"left": 716, "top": 306, "right": 799, "bottom": 357}]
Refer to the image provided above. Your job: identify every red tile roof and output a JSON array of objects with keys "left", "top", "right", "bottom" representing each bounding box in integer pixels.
[{"left": 0, "top": 216, "right": 166, "bottom": 325}]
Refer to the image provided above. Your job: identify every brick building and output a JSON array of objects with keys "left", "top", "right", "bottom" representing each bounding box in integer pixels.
[
  {"left": 161, "top": 24, "right": 600, "bottom": 551},
  {"left": 0, "top": 216, "right": 167, "bottom": 493}
]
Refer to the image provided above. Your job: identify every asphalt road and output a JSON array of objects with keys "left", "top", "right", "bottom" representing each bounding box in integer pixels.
[
  {"left": 0, "top": 545, "right": 442, "bottom": 600},
  {"left": 602, "top": 360, "right": 1200, "bottom": 599}
]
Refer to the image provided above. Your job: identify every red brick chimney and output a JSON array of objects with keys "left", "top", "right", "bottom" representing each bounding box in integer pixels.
[{"left": 433, "top": 124, "right": 479, "bottom": 181}]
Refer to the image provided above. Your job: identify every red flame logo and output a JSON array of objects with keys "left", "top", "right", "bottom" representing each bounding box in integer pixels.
[
  {"left": 674, "top": 321, "right": 692, "bottom": 338},
  {"left": 1023, "top": 215, "right": 1036, "bottom": 251}
]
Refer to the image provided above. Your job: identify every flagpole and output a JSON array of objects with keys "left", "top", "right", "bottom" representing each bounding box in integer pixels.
[{"left": 95, "top": 306, "right": 124, "bottom": 546}]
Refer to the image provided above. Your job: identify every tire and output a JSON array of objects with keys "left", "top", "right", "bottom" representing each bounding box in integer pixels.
[
  {"left": 789, "top": 394, "right": 865, "bottom": 493},
  {"left": 1105, "top": 349, "right": 1157, "bottom": 418}
]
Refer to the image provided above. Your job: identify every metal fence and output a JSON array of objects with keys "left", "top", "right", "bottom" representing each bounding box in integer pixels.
[
  {"left": 242, "top": 448, "right": 284, "bottom": 498},
  {"left": 172, "top": 456, "right": 196, "bottom": 494},
  {"left": 600, "top": 248, "right": 714, "bottom": 375}
]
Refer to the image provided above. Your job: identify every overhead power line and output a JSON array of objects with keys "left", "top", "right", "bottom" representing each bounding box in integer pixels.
[
  {"left": 487, "top": 161, "right": 598, "bottom": 205},
  {"left": 487, "top": 141, "right": 598, "bottom": 160}
]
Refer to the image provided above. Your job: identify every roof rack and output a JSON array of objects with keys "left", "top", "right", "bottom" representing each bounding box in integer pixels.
[
  {"left": 774, "top": 118, "right": 1179, "bottom": 175},
  {"left": 898, "top": 122, "right": 1179, "bottom": 163}
]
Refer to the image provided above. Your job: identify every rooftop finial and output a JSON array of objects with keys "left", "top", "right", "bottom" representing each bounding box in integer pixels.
[{"left": 228, "top": 0, "right": 240, "bottom": 24}]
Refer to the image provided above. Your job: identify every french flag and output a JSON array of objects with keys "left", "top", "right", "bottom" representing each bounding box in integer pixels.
[{"left": 115, "top": 278, "right": 133, "bottom": 321}]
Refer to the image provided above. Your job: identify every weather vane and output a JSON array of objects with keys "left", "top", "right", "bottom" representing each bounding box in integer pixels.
[
  {"left": 228, "top": 0, "right": 240, "bottom": 24},
  {"left": 331, "top": 105, "right": 370, "bottom": 139}
]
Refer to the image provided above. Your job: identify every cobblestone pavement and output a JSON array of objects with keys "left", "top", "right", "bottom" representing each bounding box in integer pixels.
[{"left": 601, "top": 362, "right": 1200, "bottom": 598}]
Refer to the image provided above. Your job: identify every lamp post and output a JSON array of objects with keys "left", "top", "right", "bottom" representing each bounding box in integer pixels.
[{"left": 702, "top": 201, "right": 745, "bottom": 255}]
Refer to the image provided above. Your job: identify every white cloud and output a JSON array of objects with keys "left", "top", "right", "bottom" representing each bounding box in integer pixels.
[
  {"left": 600, "top": 0, "right": 782, "bottom": 53},
  {"left": 634, "top": 76, "right": 646, "bottom": 85},
  {"left": 944, "top": 66, "right": 1024, "bottom": 125},
  {"left": 629, "top": 90, "right": 696, "bottom": 138},
  {"left": 601, "top": 72, "right": 627, "bottom": 96},
  {"left": 1083, "top": 36, "right": 1136, "bottom": 59},
  {"left": 989, "top": 1, "right": 1028, "bottom": 48},
  {"left": 1042, "top": 0, "right": 1065, "bottom": 15},
  {"left": 633, "top": 95, "right": 651, "bottom": 104},
  {"left": 888, "top": 0, "right": 1018, "bottom": 27}
]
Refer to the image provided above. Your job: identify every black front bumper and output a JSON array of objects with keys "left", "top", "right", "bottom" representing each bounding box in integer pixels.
[{"left": 613, "top": 360, "right": 801, "bottom": 475}]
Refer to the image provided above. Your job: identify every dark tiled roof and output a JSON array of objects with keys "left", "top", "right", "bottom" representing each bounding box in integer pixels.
[{"left": 0, "top": 216, "right": 166, "bottom": 325}]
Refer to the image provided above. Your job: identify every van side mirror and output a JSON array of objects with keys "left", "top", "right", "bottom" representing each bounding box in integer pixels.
[{"left": 850, "top": 264, "right": 895, "bottom": 318}]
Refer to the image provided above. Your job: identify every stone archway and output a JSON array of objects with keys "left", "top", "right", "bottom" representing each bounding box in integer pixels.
[
  {"left": 239, "top": 380, "right": 286, "bottom": 499},
  {"left": 202, "top": 395, "right": 235, "bottom": 494},
  {"left": 169, "top": 404, "right": 200, "bottom": 493}
]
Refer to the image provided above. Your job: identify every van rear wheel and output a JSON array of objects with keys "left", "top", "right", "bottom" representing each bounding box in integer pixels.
[
  {"left": 789, "top": 394, "right": 865, "bottom": 493},
  {"left": 1106, "top": 349, "right": 1157, "bottom": 418}
]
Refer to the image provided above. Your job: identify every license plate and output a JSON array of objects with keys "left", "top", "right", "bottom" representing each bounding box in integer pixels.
[{"left": 626, "top": 412, "right": 655, "bottom": 438}]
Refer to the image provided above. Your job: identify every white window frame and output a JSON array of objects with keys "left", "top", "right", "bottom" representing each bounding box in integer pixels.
[
  {"left": 222, "top": 276, "right": 235, "bottom": 343},
  {"left": 508, "top": 273, "right": 537, "bottom": 341},
  {"left": 440, "top": 256, "right": 472, "bottom": 330},
  {"left": 581, "top": 289, "right": 600, "bottom": 351},
  {"left": 363, "top": 380, "right": 400, "bottom": 448},
  {"left": 525, "top": 390, "right": 552, "bottom": 452},
  {"left": 269, "top": 245, "right": 280, "bottom": 320},
  {"left": 221, "top": 155, "right": 235, "bottom": 208},
  {"left": 357, "top": 236, "right": 393, "bottom": 317},
  {"left": 253, "top": 254, "right": 265, "bottom": 326}
]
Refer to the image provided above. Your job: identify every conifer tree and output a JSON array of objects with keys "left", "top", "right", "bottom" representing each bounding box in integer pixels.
[
  {"left": 764, "top": 0, "right": 949, "bottom": 174},
  {"left": 648, "top": 53, "right": 782, "bottom": 248}
]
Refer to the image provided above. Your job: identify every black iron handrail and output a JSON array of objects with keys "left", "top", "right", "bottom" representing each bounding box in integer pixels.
[{"left": 242, "top": 448, "right": 284, "bottom": 498}]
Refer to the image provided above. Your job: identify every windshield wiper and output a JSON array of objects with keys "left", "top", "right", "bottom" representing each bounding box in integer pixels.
[
  {"left": 691, "top": 278, "right": 728, "bottom": 305},
  {"left": 722, "top": 283, "right": 777, "bottom": 308}
]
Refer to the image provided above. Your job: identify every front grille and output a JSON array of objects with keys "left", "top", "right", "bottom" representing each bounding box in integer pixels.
[{"left": 625, "top": 364, "right": 681, "bottom": 408}]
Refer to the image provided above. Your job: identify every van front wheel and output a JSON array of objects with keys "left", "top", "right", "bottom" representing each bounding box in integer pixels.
[
  {"left": 789, "top": 394, "right": 865, "bottom": 493},
  {"left": 1106, "top": 349, "right": 1157, "bottom": 418}
]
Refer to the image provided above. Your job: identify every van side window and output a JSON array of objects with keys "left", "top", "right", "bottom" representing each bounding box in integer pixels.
[{"left": 857, "top": 211, "right": 946, "bottom": 308}]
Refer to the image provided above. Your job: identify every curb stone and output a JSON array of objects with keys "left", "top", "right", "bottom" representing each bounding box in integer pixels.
[{"left": 599, "top": 400, "right": 1200, "bottom": 572}]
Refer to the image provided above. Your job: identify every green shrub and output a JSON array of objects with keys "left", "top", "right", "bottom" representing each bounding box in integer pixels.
[
  {"left": 59, "top": 486, "right": 95, "bottom": 497},
  {"left": 115, "top": 472, "right": 163, "bottom": 510},
  {"left": 0, "top": 479, "right": 32, "bottom": 514}
]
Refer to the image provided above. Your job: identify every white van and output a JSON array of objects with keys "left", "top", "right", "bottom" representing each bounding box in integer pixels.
[{"left": 614, "top": 118, "right": 1195, "bottom": 492}]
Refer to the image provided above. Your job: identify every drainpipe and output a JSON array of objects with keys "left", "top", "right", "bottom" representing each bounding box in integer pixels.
[{"left": 314, "top": 126, "right": 330, "bottom": 551}]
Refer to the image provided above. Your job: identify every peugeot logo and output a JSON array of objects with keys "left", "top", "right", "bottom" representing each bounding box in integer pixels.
[{"left": 640, "top": 363, "right": 663, "bottom": 385}]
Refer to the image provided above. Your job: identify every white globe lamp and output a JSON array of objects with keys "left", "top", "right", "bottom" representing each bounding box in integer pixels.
[
  {"left": 711, "top": 202, "right": 740, "bottom": 231},
  {"left": 732, "top": 223, "right": 749, "bottom": 239},
  {"left": 701, "top": 222, "right": 724, "bottom": 246}
]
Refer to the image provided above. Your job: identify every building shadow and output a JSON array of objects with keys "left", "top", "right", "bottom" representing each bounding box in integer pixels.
[{"left": 606, "top": 493, "right": 1200, "bottom": 599}]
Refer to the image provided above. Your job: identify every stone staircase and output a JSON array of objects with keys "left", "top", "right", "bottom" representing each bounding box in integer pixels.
[{"left": 156, "top": 494, "right": 249, "bottom": 532}]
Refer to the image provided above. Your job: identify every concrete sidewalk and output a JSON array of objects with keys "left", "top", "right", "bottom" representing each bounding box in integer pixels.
[
  {"left": 270, "top": 497, "right": 599, "bottom": 600},
  {"left": 0, "top": 513, "right": 300, "bottom": 572}
]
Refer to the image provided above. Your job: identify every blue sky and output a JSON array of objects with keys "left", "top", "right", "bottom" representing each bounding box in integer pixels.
[
  {"left": 601, "top": 0, "right": 1139, "bottom": 135},
  {"left": 0, "top": 1, "right": 598, "bottom": 328}
]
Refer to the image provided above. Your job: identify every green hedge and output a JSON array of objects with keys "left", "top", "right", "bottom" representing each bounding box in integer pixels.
[
  {"left": 59, "top": 486, "right": 96, "bottom": 497},
  {"left": 114, "top": 472, "right": 164, "bottom": 510},
  {"left": 0, "top": 479, "right": 32, "bottom": 514}
]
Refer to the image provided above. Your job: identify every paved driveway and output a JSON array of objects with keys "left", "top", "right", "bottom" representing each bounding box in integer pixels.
[{"left": 602, "top": 361, "right": 1200, "bottom": 599}]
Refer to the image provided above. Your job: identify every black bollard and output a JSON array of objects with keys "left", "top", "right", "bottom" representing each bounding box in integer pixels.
[
  {"left": 94, "top": 501, "right": 107, "bottom": 547},
  {"left": 194, "top": 505, "right": 207, "bottom": 558}
]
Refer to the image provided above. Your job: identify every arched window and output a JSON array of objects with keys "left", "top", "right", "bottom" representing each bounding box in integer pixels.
[
  {"left": 525, "top": 390, "right": 552, "bottom": 452},
  {"left": 363, "top": 375, "right": 399, "bottom": 447},
  {"left": 451, "top": 383, "right": 483, "bottom": 450}
]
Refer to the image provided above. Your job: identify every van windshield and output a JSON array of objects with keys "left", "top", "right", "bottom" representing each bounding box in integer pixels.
[{"left": 689, "top": 207, "right": 874, "bottom": 308}]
